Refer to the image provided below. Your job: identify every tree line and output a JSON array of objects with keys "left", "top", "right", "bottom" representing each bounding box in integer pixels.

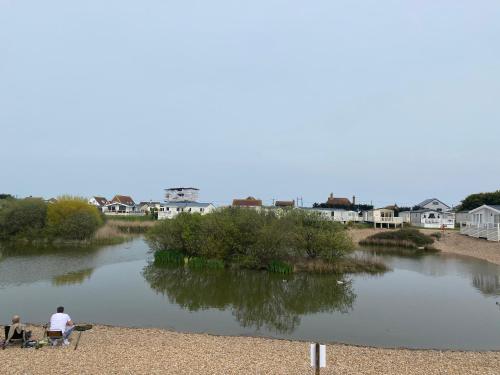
[{"left": 0, "top": 196, "right": 103, "bottom": 241}]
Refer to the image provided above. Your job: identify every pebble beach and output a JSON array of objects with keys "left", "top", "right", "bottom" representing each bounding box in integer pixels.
[{"left": 1, "top": 325, "right": 499, "bottom": 375}]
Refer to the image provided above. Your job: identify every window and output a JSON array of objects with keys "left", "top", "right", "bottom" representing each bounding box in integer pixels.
[
  {"left": 176, "top": 208, "right": 180, "bottom": 212},
  {"left": 432, "top": 201, "right": 438, "bottom": 205},
  {"left": 200, "top": 208, "right": 204, "bottom": 212}
]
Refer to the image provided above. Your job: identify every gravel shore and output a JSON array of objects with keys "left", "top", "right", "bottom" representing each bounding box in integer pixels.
[
  {"left": 1, "top": 325, "right": 499, "bottom": 375},
  {"left": 349, "top": 228, "right": 500, "bottom": 265}
]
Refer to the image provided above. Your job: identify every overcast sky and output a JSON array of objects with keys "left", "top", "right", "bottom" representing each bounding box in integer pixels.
[{"left": 1, "top": 0, "right": 499, "bottom": 207}]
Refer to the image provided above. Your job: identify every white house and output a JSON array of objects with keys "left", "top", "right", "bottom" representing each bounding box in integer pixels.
[
  {"left": 302, "top": 208, "right": 361, "bottom": 223},
  {"left": 157, "top": 202, "right": 215, "bottom": 220},
  {"left": 460, "top": 205, "right": 500, "bottom": 242},
  {"left": 399, "top": 211, "right": 411, "bottom": 223},
  {"left": 416, "top": 198, "right": 451, "bottom": 212},
  {"left": 408, "top": 209, "right": 455, "bottom": 229},
  {"left": 364, "top": 208, "right": 403, "bottom": 228},
  {"left": 104, "top": 195, "right": 141, "bottom": 215},
  {"left": 468, "top": 205, "right": 500, "bottom": 225},
  {"left": 88, "top": 196, "right": 109, "bottom": 212}
]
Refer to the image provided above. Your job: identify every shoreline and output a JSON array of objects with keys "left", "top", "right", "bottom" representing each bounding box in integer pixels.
[
  {"left": 1, "top": 325, "right": 498, "bottom": 375},
  {"left": 349, "top": 227, "right": 500, "bottom": 265}
]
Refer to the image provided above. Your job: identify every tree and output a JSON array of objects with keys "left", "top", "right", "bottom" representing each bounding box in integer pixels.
[
  {"left": 459, "top": 190, "right": 500, "bottom": 211},
  {"left": 46, "top": 196, "right": 103, "bottom": 240},
  {"left": 0, "top": 198, "right": 47, "bottom": 239}
]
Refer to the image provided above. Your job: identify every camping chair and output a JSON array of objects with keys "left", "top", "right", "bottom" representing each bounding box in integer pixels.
[
  {"left": 2, "top": 326, "right": 28, "bottom": 349},
  {"left": 45, "top": 329, "right": 64, "bottom": 347}
]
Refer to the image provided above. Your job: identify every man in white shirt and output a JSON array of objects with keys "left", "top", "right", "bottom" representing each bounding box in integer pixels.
[{"left": 49, "top": 306, "right": 75, "bottom": 345}]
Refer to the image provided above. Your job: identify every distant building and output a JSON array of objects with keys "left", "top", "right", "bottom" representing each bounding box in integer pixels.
[
  {"left": 105, "top": 195, "right": 140, "bottom": 215},
  {"left": 138, "top": 201, "right": 162, "bottom": 214},
  {"left": 158, "top": 202, "right": 215, "bottom": 220},
  {"left": 232, "top": 196, "right": 262, "bottom": 208},
  {"left": 301, "top": 207, "right": 361, "bottom": 223},
  {"left": 164, "top": 187, "right": 199, "bottom": 202},
  {"left": 363, "top": 208, "right": 403, "bottom": 228},
  {"left": 415, "top": 198, "right": 451, "bottom": 212},
  {"left": 326, "top": 193, "right": 352, "bottom": 207},
  {"left": 460, "top": 205, "right": 500, "bottom": 242},
  {"left": 88, "top": 196, "right": 109, "bottom": 212},
  {"left": 275, "top": 200, "right": 295, "bottom": 208},
  {"left": 408, "top": 209, "right": 455, "bottom": 229}
]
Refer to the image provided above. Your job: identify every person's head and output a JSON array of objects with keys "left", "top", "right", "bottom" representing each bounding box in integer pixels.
[
  {"left": 57, "top": 306, "right": 64, "bottom": 313},
  {"left": 11, "top": 315, "right": 20, "bottom": 324}
]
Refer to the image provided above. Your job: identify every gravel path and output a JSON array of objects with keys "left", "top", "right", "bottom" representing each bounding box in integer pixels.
[
  {"left": 1, "top": 325, "right": 499, "bottom": 374},
  {"left": 349, "top": 228, "right": 500, "bottom": 265}
]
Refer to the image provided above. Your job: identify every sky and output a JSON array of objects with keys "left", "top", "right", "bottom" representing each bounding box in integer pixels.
[{"left": 0, "top": 0, "right": 499, "bottom": 208}]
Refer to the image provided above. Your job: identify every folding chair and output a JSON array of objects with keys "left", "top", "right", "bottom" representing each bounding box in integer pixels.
[
  {"left": 2, "top": 326, "right": 26, "bottom": 349},
  {"left": 45, "top": 329, "right": 64, "bottom": 347}
]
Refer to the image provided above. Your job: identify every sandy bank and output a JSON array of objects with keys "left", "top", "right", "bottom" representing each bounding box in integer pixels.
[
  {"left": 349, "top": 228, "right": 500, "bottom": 265},
  {"left": 0, "top": 325, "right": 499, "bottom": 375}
]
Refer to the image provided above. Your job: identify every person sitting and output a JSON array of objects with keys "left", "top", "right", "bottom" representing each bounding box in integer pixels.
[
  {"left": 3, "top": 315, "right": 31, "bottom": 348},
  {"left": 49, "top": 306, "right": 75, "bottom": 346}
]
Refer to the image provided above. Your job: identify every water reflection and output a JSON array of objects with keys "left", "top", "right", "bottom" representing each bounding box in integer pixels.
[
  {"left": 0, "top": 238, "right": 147, "bottom": 287},
  {"left": 472, "top": 274, "right": 500, "bottom": 296},
  {"left": 143, "top": 265, "right": 356, "bottom": 334},
  {"left": 52, "top": 268, "right": 94, "bottom": 286}
]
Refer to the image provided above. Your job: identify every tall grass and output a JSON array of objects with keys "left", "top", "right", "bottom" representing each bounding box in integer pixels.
[
  {"left": 106, "top": 219, "right": 155, "bottom": 234},
  {"left": 154, "top": 250, "right": 184, "bottom": 266},
  {"left": 268, "top": 260, "right": 293, "bottom": 274}
]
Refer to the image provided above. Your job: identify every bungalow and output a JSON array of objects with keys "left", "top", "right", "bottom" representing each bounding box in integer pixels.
[
  {"left": 105, "top": 195, "right": 141, "bottom": 215},
  {"left": 232, "top": 196, "right": 262, "bottom": 209},
  {"left": 301, "top": 207, "right": 361, "bottom": 223},
  {"left": 88, "top": 196, "right": 109, "bottom": 212},
  {"left": 408, "top": 209, "right": 455, "bottom": 229},
  {"left": 460, "top": 205, "right": 500, "bottom": 242},
  {"left": 364, "top": 208, "right": 403, "bottom": 228},
  {"left": 415, "top": 198, "right": 451, "bottom": 212},
  {"left": 157, "top": 202, "right": 215, "bottom": 220}
]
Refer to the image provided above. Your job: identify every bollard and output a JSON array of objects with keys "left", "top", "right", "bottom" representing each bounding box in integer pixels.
[{"left": 310, "top": 342, "right": 326, "bottom": 374}]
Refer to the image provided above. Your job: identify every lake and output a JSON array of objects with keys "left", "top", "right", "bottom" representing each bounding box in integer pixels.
[{"left": 1, "top": 238, "right": 499, "bottom": 350}]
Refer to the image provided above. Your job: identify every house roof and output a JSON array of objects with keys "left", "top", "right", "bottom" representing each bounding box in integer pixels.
[
  {"left": 232, "top": 197, "right": 262, "bottom": 207},
  {"left": 92, "top": 196, "right": 108, "bottom": 206},
  {"left": 110, "top": 195, "right": 135, "bottom": 206},
  {"left": 326, "top": 196, "right": 351, "bottom": 206},
  {"left": 417, "top": 198, "right": 450, "bottom": 208},
  {"left": 139, "top": 201, "right": 161, "bottom": 206},
  {"left": 161, "top": 202, "right": 213, "bottom": 208},
  {"left": 165, "top": 187, "right": 199, "bottom": 191},
  {"left": 469, "top": 205, "right": 500, "bottom": 214},
  {"left": 275, "top": 200, "right": 294, "bottom": 207}
]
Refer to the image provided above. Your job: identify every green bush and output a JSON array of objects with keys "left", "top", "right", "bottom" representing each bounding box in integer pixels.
[
  {"left": 47, "top": 196, "right": 103, "bottom": 240},
  {"left": 0, "top": 198, "right": 47, "bottom": 239}
]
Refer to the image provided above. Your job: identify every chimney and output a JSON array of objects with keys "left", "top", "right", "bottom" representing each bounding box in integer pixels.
[
  {"left": 352, "top": 195, "right": 356, "bottom": 205},
  {"left": 330, "top": 193, "right": 333, "bottom": 198}
]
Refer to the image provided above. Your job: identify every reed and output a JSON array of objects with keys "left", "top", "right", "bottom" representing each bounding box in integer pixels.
[
  {"left": 154, "top": 249, "right": 184, "bottom": 266},
  {"left": 267, "top": 260, "right": 293, "bottom": 274}
]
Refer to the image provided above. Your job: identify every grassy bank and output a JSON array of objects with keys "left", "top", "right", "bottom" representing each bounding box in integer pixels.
[
  {"left": 106, "top": 219, "right": 156, "bottom": 234},
  {"left": 359, "top": 228, "right": 438, "bottom": 252}
]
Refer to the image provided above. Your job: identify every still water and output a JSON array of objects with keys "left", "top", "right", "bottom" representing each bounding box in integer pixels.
[{"left": 1, "top": 238, "right": 499, "bottom": 350}]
